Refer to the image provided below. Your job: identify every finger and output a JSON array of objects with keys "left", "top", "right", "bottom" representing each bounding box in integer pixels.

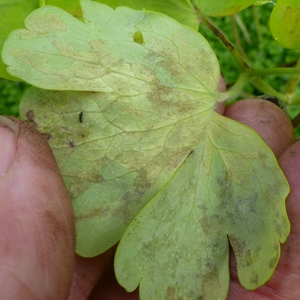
[
  {"left": 224, "top": 99, "right": 295, "bottom": 157},
  {"left": 69, "top": 247, "right": 115, "bottom": 300},
  {"left": 0, "top": 117, "right": 75, "bottom": 299},
  {"left": 88, "top": 258, "right": 139, "bottom": 300}
]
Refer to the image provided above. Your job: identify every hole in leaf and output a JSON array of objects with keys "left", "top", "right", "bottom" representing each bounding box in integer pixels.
[{"left": 133, "top": 31, "right": 144, "bottom": 44}]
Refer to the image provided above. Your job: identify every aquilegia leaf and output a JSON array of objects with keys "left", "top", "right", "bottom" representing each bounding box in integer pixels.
[{"left": 2, "top": 1, "right": 290, "bottom": 299}]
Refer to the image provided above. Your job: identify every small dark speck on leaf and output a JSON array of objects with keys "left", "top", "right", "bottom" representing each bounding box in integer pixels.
[
  {"left": 26, "top": 110, "right": 37, "bottom": 126},
  {"left": 41, "top": 133, "right": 51, "bottom": 141},
  {"left": 26, "top": 110, "right": 35, "bottom": 122},
  {"left": 69, "top": 141, "right": 75, "bottom": 147},
  {"left": 187, "top": 150, "right": 194, "bottom": 158},
  {"left": 133, "top": 31, "right": 144, "bottom": 44},
  {"left": 79, "top": 111, "right": 83, "bottom": 123}
]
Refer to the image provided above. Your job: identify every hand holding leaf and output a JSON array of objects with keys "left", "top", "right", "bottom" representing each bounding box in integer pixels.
[{"left": 1, "top": 1, "right": 291, "bottom": 299}]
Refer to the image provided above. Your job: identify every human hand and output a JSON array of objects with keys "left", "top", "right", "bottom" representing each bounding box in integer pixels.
[{"left": 0, "top": 96, "right": 298, "bottom": 299}]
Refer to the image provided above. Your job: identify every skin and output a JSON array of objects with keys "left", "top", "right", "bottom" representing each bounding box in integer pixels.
[{"left": 0, "top": 96, "right": 298, "bottom": 300}]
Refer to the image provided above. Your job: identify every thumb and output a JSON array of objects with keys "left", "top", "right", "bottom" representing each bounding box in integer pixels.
[{"left": 0, "top": 117, "right": 75, "bottom": 300}]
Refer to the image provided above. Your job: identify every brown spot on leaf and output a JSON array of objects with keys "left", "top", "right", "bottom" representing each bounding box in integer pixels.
[
  {"left": 26, "top": 110, "right": 35, "bottom": 122},
  {"left": 75, "top": 206, "right": 110, "bottom": 221},
  {"left": 229, "top": 236, "right": 246, "bottom": 258},
  {"left": 26, "top": 110, "right": 38, "bottom": 127},
  {"left": 166, "top": 287, "right": 183, "bottom": 300}
]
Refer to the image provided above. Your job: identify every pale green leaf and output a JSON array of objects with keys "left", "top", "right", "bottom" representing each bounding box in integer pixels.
[
  {"left": 0, "top": 0, "right": 39, "bottom": 80},
  {"left": 194, "top": 0, "right": 258, "bottom": 17},
  {"left": 269, "top": 0, "right": 300, "bottom": 49},
  {"left": 13, "top": 0, "right": 221, "bottom": 256},
  {"left": 115, "top": 112, "right": 290, "bottom": 299},
  {"left": 19, "top": 85, "right": 216, "bottom": 256},
  {"left": 2, "top": 0, "right": 217, "bottom": 93},
  {"left": 7, "top": 1, "right": 290, "bottom": 298}
]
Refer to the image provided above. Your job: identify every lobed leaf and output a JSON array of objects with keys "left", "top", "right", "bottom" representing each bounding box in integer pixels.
[
  {"left": 12, "top": 0, "right": 221, "bottom": 256},
  {"left": 4, "top": 1, "right": 290, "bottom": 298},
  {"left": 115, "top": 113, "right": 290, "bottom": 299},
  {"left": 2, "top": 0, "right": 218, "bottom": 93},
  {"left": 19, "top": 85, "right": 217, "bottom": 256},
  {"left": 269, "top": 0, "right": 300, "bottom": 49}
]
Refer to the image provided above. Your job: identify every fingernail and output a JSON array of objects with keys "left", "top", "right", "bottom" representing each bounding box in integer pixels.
[{"left": 0, "top": 117, "right": 19, "bottom": 176}]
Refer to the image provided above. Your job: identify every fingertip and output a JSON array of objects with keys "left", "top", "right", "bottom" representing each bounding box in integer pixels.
[
  {"left": 0, "top": 117, "right": 18, "bottom": 176},
  {"left": 278, "top": 141, "right": 300, "bottom": 224},
  {"left": 69, "top": 247, "right": 116, "bottom": 300},
  {"left": 89, "top": 258, "right": 139, "bottom": 300},
  {"left": 0, "top": 119, "right": 75, "bottom": 299}
]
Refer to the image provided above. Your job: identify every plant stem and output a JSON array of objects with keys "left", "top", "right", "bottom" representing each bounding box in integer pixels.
[
  {"left": 218, "top": 73, "right": 250, "bottom": 101},
  {"left": 201, "top": 16, "right": 249, "bottom": 70},
  {"left": 230, "top": 15, "right": 249, "bottom": 64},
  {"left": 285, "top": 57, "right": 300, "bottom": 104},
  {"left": 219, "top": 71, "right": 290, "bottom": 103},
  {"left": 252, "top": 6, "right": 262, "bottom": 42},
  {"left": 247, "top": 68, "right": 300, "bottom": 77},
  {"left": 234, "top": 14, "right": 251, "bottom": 44},
  {"left": 39, "top": 0, "right": 46, "bottom": 7},
  {"left": 251, "top": 77, "right": 288, "bottom": 103}
]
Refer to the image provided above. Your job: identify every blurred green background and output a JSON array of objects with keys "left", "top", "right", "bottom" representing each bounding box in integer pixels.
[
  {"left": 1, "top": 3, "right": 300, "bottom": 122},
  {"left": 0, "top": 80, "right": 28, "bottom": 117}
]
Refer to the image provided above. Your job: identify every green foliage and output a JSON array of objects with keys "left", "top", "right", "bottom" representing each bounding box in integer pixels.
[
  {"left": 195, "top": 0, "right": 258, "bottom": 17},
  {"left": 46, "top": 0, "right": 83, "bottom": 17},
  {"left": 0, "top": 79, "right": 28, "bottom": 117},
  {"left": 0, "top": 0, "right": 39, "bottom": 80},
  {"left": 198, "top": 5, "right": 300, "bottom": 94},
  {"left": 270, "top": 0, "right": 300, "bottom": 49}
]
